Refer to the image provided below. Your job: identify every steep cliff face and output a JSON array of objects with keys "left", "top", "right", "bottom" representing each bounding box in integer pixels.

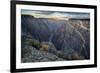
[
  {"left": 21, "top": 15, "right": 90, "bottom": 62},
  {"left": 69, "top": 20, "right": 90, "bottom": 59}
]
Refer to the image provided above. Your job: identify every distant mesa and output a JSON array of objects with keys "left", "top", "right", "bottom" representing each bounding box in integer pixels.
[
  {"left": 21, "top": 14, "right": 89, "bottom": 21},
  {"left": 21, "top": 14, "right": 69, "bottom": 20}
]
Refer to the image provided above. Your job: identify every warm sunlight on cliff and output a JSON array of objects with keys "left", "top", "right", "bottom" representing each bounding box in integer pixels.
[{"left": 49, "top": 16, "right": 69, "bottom": 20}]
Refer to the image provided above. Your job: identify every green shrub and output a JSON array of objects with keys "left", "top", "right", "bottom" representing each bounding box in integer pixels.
[{"left": 40, "top": 45, "right": 49, "bottom": 51}]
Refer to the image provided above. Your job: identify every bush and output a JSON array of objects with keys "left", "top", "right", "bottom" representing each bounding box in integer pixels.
[
  {"left": 71, "top": 52, "right": 84, "bottom": 60},
  {"left": 40, "top": 45, "right": 49, "bottom": 51},
  {"left": 26, "top": 39, "right": 41, "bottom": 49},
  {"left": 25, "top": 39, "right": 50, "bottom": 51}
]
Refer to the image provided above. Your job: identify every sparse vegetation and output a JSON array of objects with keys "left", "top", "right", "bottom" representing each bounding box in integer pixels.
[
  {"left": 71, "top": 52, "right": 84, "bottom": 60},
  {"left": 40, "top": 45, "right": 49, "bottom": 51},
  {"left": 27, "top": 39, "right": 41, "bottom": 50}
]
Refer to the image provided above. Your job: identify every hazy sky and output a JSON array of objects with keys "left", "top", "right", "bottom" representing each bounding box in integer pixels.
[{"left": 21, "top": 9, "right": 90, "bottom": 19}]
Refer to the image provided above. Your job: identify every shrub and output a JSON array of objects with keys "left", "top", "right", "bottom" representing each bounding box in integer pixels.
[
  {"left": 71, "top": 52, "right": 84, "bottom": 60},
  {"left": 40, "top": 45, "right": 49, "bottom": 51},
  {"left": 26, "top": 39, "right": 41, "bottom": 49}
]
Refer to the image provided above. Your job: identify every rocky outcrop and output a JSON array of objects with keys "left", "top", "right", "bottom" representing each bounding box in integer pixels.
[
  {"left": 69, "top": 20, "right": 90, "bottom": 59},
  {"left": 21, "top": 36, "right": 64, "bottom": 62},
  {"left": 22, "top": 46, "right": 64, "bottom": 62}
]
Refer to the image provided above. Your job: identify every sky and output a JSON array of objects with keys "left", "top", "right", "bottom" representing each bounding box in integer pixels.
[{"left": 21, "top": 9, "right": 90, "bottom": 19}]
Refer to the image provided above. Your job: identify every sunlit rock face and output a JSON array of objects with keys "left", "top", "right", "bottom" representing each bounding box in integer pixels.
[{"left": 21, "top": 15, "right": 90, "bottom": 62}]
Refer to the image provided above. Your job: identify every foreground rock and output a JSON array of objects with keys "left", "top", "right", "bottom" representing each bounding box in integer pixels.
[{"left": 22, "top": 46, "right": 64, "bottom": 63}]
